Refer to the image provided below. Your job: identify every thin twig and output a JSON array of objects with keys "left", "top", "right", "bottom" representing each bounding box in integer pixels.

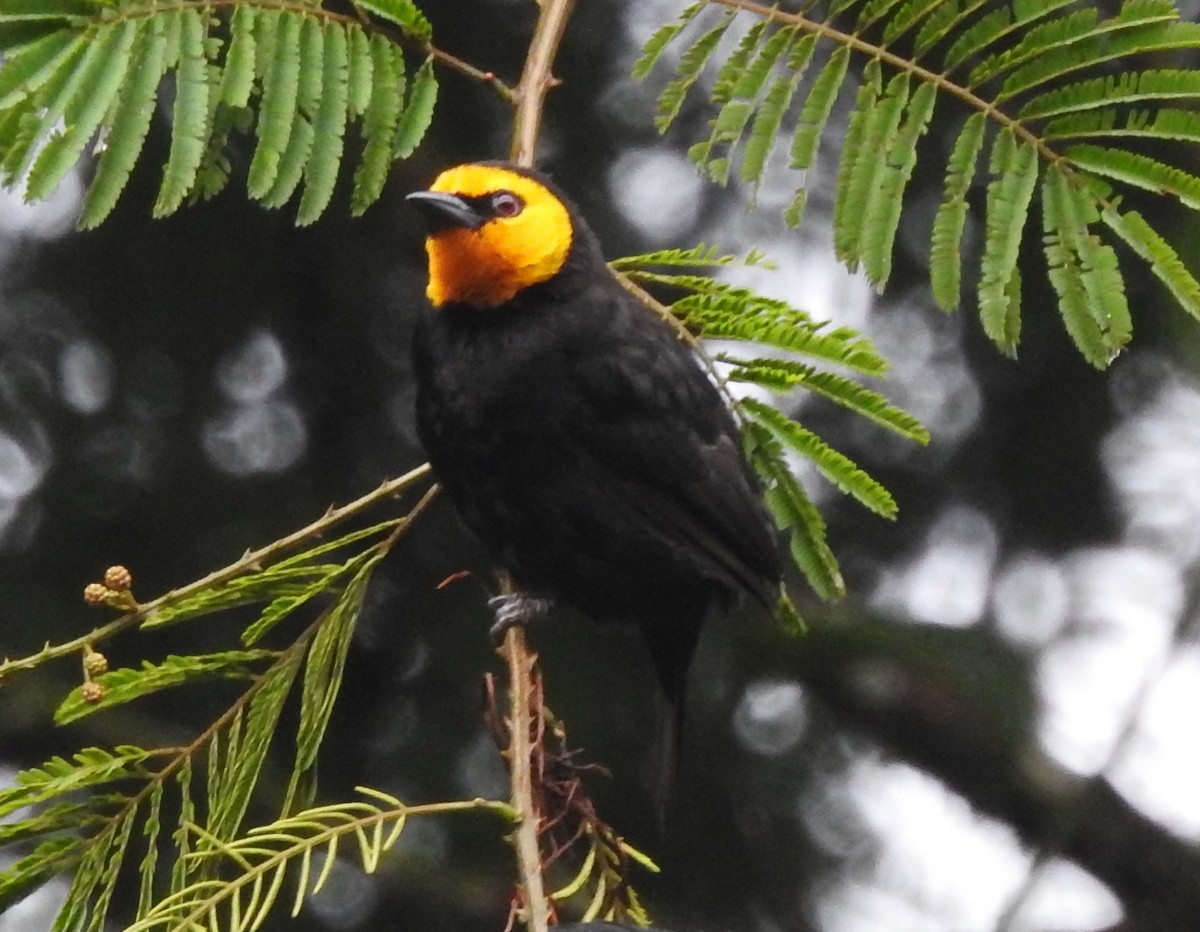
[
  {"left": 48, "top": 482, "right": 442, "bottom": 916},
  {"left": 104, "top": 0, "right": 516, "bottom": 103},
  {"left": 0, "top": 463, "right": 434, "bottom": 681},
  {"left": 500, "top": 3, "right": 578, "bottom": 929},
  {"left": 424, "top": 41, "right": 518, "bottom": 103},
  {"left": 509, "top": 0, "right": 577, "bottom": 167},
  {"left": 499, "top": 595, "right": 552, "bottom": 932},
  {"left": 701, "top": 0, "right": 1083, "bottom": 184}
]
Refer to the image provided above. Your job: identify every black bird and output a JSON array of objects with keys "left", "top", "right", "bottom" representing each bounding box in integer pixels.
[{"left": 407, "top": 162, "right": 782, "bottom": 790}]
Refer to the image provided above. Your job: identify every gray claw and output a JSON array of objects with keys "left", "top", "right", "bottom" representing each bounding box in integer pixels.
[{"left": 487, "top": 593, "right": 552, "bottom": 642}]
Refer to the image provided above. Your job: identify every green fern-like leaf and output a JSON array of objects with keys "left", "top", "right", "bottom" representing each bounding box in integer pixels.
[
  {"left": 863, "top": 80, "right": 936, "bottom": 286},
  {"left": 136, "top": 781, "right": 164, "bottom": 917},
  {"left": 0, "top": 27, "right": 83, "bottom": 110},
  {"left": 141, "top": 565, "right": 343, "bottom": 630},
  {"left": 884, "top": 0, "right": 950, "bottom": 47},
  {"left": 784, "top": 45, "right": 850, "bottom": 228},
  {"left": 744, "top": 421, "right": 844, "bottom": 601},
  {"left": 914, "top": 0, "right": 989, "bottom": 57},
  {"left": 246, "top": 10, "right": 300, "bottom": 199},
  {"left": 1042, "top": 168, "right": 1130, "bottom": 367},
  {"left": 297, "top": 22, "right": 348, "bottom": 225},
  {"left": 5, "top": 20, "right": 109, "bottom": 184},
  {"left": 978, "top": 128, "right": 1038, "bottom": 355},
  {"left": 0, "top": 799, "right": 108, "bottom": 847},
  {"left": 857, "top": 0, "right": 906, "bottom": 32},
  {"left": 710, "top": 18, "right": 767, "bottom": 109},
  {"left": 969, "top": 7, "right": 1135, "bottom": 88},
  {"left": 929, "top": 112, "right": 985, "bottom": 312},
  {"left": 1002, "top": 18, "right": 1200, "bottom": 101},
  {"left": 616, "top": 249, "right": 917, "bottom": 585},
  {"left": 1101, "top": 205, "right": 1200, "bottom": 321},
  {"left": 78, "top": 16, "right": 167, "bottom": 228},
  {"left": 633, "top": 2, "right": 705, "bottom": 79},
  {"left": 154, "top": 8, "right": 211, "bottom": 217},
  {"left": 346, "top": 22, "right": 373, "bottom": 117},
  {"left": 260, "top": 115, "right": 314, "bottom": 209},
  {"left": 0, "top": 0, "right": 436, "bottom": 227},
  {"left": 0, "top": 837, "right": 83, "bottom": 913},
  {"left": 742, "top": 398, "right": 898, "bottom": 519},
  {"left": 678, "top": 292, "right": 888, "bottom": 375},
  {"left": 205, "top": 649, "right": 304, "bottom": 846},
  {"left": 655, "top": 10, "right": 735, "bottom": 134},
  {"left": 1021, "top": 68, "right": 1200, "bottom": 120},
  {"left": 54, "top": 651, "right": 278, "bottom": 725},
  {"left": 0, "top": 478, "right": 429, "bottom": 925},
  {"left": 219, "top": 4, "right": 255, "bottom": 107},
  {"left": 126, "top": 791, "right": 503, "bottom": 932},
  {"left": 1066, "top": 143, "right": 1200, "bottom": 210},
  {"left": 56, "top": 798, "right": 139, "bottom": 932},
  {"left": 633, "top": 1, "right": 705, "bottom": 79},
  {"left": 612, "top": 243, "right": 763, "bottom": 270},
  {"left": 832, "top": 58, "right": 886, "bottom": 267},
  {"left": 741, "top": 35, "right": 813, "bottom": 192},
  {"left": 0, "top": 746, "right": 154, "bottom": 819},
  {"left": 25, "top": 19, "right": 135, "bottom": 201},
  {"left": 352, "top": 0, "right": 432, "bottom": 41},
  {"left": 392, "top": 54, "right": 436, "bottom": 160},
  {"left": 285, "top": 554, "right": 382, "bottom": 808},
  {"left": 350, "top": 34, "right": 404, "bottom": 215},
  {"left": 633, "top": 0, "right": 1200, "bottom": 365},
  {"left": 943, "top": 8, "right": 1012, "bottom": 73},
  {"left": 721, "top": 354, "right": 929, "bottom": 442}
]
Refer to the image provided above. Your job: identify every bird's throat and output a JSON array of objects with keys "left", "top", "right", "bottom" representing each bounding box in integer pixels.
[{"left": 424, "top": 209, "right": 572, "bottom": 309}]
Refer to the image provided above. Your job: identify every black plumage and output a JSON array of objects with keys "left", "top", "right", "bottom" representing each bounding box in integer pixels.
[{"left": 409, "top": 163, "right": 781, "bottom": 786}]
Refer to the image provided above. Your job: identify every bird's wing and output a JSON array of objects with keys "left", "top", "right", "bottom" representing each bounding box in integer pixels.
[{"left": 563, "top": 301, "right": 781, "bottom": 605}]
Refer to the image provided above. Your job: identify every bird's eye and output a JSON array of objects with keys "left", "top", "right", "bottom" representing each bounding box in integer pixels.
[{"left": 491, "top": 191, "right": 524, "bottom": 218}]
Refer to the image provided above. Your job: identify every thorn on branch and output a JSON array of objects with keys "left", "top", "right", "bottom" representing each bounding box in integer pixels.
[{"left": 483, "top": 663, "right": 657, "bottom": 927}]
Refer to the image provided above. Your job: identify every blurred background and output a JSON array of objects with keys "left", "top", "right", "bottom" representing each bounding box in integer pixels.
[{"left": 3, "top": 1, "right": 1200, "bottom": 930}]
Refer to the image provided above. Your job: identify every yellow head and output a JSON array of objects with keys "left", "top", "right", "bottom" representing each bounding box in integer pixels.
[{"left": 407, "top": 163, "right": 574, "bottom": 309}]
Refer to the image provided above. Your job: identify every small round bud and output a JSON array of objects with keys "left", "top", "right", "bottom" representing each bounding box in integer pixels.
[
  {"left": 81, "top": 681, "right": 106, "bottom": 704},
  {"left": 83, "top": 650, "right": 108, "bottom": 677},
  {"left": 103, "top": 565, "right": 133, "bottom": 592},
  {"left": 84, "top": 583, "right": 111, "bottom": 605}
]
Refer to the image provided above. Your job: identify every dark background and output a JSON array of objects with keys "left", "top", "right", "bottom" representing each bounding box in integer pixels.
[{"left": 3, "top": 1, "right": 1200, "bottom": 930}]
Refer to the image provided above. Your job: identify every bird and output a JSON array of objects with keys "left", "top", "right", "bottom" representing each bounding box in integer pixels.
[{"left": 406, "top": 161, "right": 782, "bottom": 794}]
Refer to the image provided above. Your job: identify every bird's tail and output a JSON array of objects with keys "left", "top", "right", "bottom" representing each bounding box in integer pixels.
[
  {"left": 643, "top": 621, "right": 700, "bottom": 820},
  {"left": 651, "top": 676, "right": 685, "bottom": 818}
]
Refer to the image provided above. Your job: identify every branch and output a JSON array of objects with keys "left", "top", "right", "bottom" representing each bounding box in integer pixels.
[
  {"left": 498, "top": 600, "right": 552, "bottom": 932},
  {"left": 0, "top": 463, "right": 433, "bottom": 681},
  {"left": 778, "top": 620, "right": 1200, "bottom": 932},
  {"left": 509, "top": 0, "right": 577, "bottom": 167},
  {"left": 499, "top": 2, "right": 577, "bottom": 930},
  {"left": 423, "top": 41, "right": 517, "bottom": 103},
  {"left": 699, "top": 0, "right": 1121, "bottom": 226}
]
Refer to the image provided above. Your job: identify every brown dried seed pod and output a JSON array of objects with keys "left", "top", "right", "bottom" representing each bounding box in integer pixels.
[
  {"left": 103, "top": 565, "right": 133, "bottom": 591},
  {"left": 83, "top": 583, "right": 111, "bottom": 605},
  {"left": 83, "top": 650, "right": 109, "bottom": 677}
]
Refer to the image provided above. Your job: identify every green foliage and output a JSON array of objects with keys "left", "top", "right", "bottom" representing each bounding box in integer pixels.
[
  {"left": 637, "top": 0, "right": 1200, "bottom": 368},
  {"left": 54, "top": 651, "right": 279, "bottom": 725},
  {"left": 124, "top": 791, "right": 507, "bottom": 932},
  {"left": 0, "top": 0, "right": 437, "bottom": 228},
  {"left": 615, "top": 249, "right": 926, "bottom": 608},
  {"left": 0, "top": 500, "right": 427, "bottom": 929},
  {"left": 742, "top": 398, "right": 898, "bottom": 519}
]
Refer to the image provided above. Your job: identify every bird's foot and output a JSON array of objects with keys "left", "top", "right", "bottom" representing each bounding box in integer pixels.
[{"left": 487, "top": 593, "right": 553, "bottom": 643}]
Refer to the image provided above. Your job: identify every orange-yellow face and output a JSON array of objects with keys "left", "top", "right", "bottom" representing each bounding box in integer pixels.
[{"left": 408, "top": 164, "right": 574, "bottom": 309}]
